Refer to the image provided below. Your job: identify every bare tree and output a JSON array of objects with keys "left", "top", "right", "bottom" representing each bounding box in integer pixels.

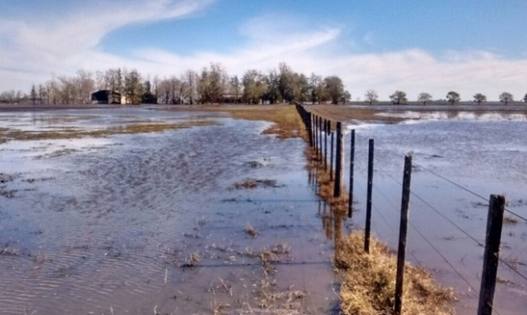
[
  {"left": 446, "top": 91, "right": 460, "bottom": 104},
  {"left": 365, "top": 89, "right": 378, "bottom": 105},
  {"left": 499, "top": 92, "right": 513, "bottom": 105},
  {"left": 30, "top": 85, "right": 37, "bottom": 105},
  {"left": 524, "top": 93, "right": 527, "bottom": 103},
  {"left": 181, "top": 70, "right": 198, "bottom": 105},
  {"left": 390, "top": 90, "right": 407, "bottom": 105},
  {"left": 473, "top": 93, "right": 487, "bottom": 104},
  {"left": 417, "top": 92, "right": 432, "bottom": 105}
]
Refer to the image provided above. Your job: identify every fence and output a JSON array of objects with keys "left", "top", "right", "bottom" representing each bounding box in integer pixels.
[{"left": 294, "top": 104, "right": 525, "bottom": 315}]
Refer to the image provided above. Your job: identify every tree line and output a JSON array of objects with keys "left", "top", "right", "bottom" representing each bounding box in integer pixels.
[
  {"left": 364, "top": 90, "right": 527, "bottom": 105},
  {"left": 0, "top": 63, "right": 350, "bottom": 105}
]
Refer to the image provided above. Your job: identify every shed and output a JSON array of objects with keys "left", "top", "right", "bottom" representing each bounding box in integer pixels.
[{"left": 91, "top": 90, "right": 121, "bottom": 104}]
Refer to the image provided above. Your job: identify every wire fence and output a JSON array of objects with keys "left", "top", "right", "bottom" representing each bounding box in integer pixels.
[{"left": 294, "top": 104, "right": 526, "bottom": 315}]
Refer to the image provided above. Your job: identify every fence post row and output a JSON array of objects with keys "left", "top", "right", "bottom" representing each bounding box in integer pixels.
[
  {"left": 364, "top": 139, "right": 374, "bottom": 252},
  {"left": 333, "top": 122, "right": 343, "bottom": 198},
  {"left": 348, "top": 129, "right": 355, "bottom": 218},
  {"left": 394, "top": 154, "right": 413, "bottom": 315},
  {"left": 477, "top": 195, "right": 506, "bottom": 315}
]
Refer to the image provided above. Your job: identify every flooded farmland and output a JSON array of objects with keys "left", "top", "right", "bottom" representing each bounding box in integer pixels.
[
  {"left": 0, "top": 106, "right": 338, "bottom": 314},
  {"left": 0, "top": 105, "right": 526, "bottom": 314},
  {"left": 343, "top": 110, "right": 527, "bottom": 315}
]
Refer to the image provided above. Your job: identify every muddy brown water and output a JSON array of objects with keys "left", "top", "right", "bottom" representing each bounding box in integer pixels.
[{"left": 0, "top": 107, "right": 340, "bottom": 314}]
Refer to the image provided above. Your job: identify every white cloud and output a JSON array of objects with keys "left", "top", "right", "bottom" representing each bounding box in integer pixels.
[{"left": 1, "top": 3, "right": 526, "bottom": 101}]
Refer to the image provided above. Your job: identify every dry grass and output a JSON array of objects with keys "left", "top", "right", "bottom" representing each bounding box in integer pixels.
[
  {"left": 308, "top": 105, "right": 402, "bottom": 124},
  {"left": 306, "top": 148, "right": 349, "bottom": 213},
  {"left": 168, "top": 104, "right": 307, "bottom": 139},
  {"left": 232, "top": 178, "right": 282, "bottom": 190},
  {"left": 336, "top": 232, "right": 455, "bottom": 315},
  {"left": 0, "top": 120, "right": 214, "bottom": 143}
]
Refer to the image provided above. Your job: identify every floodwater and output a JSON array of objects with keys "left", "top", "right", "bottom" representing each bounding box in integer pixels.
[
  {"left": 0, "top": 107, "right": 339, "bottom": 314},
  {"left": 344, "top": 111, "right": 527, "bottom": 315},
  {"left": 1, "top": 106, "right": 526, "bottom": 315}
]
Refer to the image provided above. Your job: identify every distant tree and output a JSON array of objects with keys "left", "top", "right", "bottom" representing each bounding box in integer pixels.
[
  {"left": 323, "top": 76, "right": 346, "bottom": 104},
  {"left": 417, "top": 92, "right": 432, "bottom": 105},
  {"left": 278, "top": 63, "right": 296, "bottom": 103},
  {"left": 365, "top": 89, "right": 378, "bottom": 105},
  {"left": 341, "top": 91, "right": 351, "bottom": 104},
  {"left": 124, "top": 69, "right": 143, "bottom": 104},
  {"left": 181, "top": 70, "right": 198, "bottom": 105},
  {"left": 524, "top": 93, "right": 527, "bottom": 103},
  {"left": 390, "top": 90, "right": 407, "bottom": 105},
  {"left": 242, "top": 70, "right": 268, "bottom": 104},
  {"left": 30, "top": 85, "right": 37, "bottom": 105},
  {"left": 38, "top": 85, "right": 46, "bottom": 104},
  {"left": 499, "top": 92, "right": 513, "bottom": 105},
  {"left": 446, "top": 91, "right": 461, "bottom": 104},
  {"left": 473, "top": 93, "right": 487, "bottom": 104},
  {"left": 230, "top": 76, "right": 242, "bottom": 103},
  {"left": 264, "top": 71, "right": 281, "bottom": 104},
  {"left": 141, "top": 80, "right": 157, "bottom": 104}
]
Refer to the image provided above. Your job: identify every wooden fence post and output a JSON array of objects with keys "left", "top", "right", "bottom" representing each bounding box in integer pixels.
[
  {"left": 318, "top": 117, "right": 323, "bottom": 160},
  {"left": 308, "top": 112, "right": 313, "bottom": 147},
  {"left": 394, "top": 154, "right": 413, "bottom": 315},
  {"left": 364, "top": 139, "right": 374, "bottom": 252},
  {"left": 314, "top": 116, "right": 318, "bottom": 154},
  {"left": 333, "top": 122, "right": 343, "bottom": 198},
  {"left": 348, "top": 129, "right": 355, "bottom": 218},
  {"left": 329, "top": 131, "right": 334, "bottom": 181},
  {"left": 477, "top": 194, "right": 505, "bottom": 315},
  {"left": 324, "top": 120, "right": 328, "bottom": 170}
]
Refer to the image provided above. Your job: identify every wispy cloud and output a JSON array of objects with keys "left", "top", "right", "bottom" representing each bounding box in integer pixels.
[{"left": 1, "top": 2, "right": 526, "bottom": 100}]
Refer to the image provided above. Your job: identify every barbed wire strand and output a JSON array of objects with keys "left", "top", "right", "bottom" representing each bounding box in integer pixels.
[
  {"left": 380, "top": 170, "right": 527, "bottom": 283},
  {"left": 417, "top": 164, "right": 527, "bottom": 223}
]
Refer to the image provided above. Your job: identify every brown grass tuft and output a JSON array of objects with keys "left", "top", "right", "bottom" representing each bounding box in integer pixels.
[{"left": 336, "top": 232, "right": 455, "bottom": 315}]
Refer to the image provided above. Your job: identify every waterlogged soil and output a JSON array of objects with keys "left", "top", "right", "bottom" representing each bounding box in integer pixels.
[
  {"left": 339, "top": 109, "right": 527, "bottom": 315},
  {"left": 0, "top": 106, "right": 340, "bottom": 314}
]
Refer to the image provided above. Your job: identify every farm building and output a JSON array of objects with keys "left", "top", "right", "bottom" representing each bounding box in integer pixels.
[{"left": 91, "top": 90, "right": 121, "bottom": 104}]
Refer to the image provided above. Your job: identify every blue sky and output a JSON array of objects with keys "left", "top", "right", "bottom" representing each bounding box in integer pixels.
[
  {"left": 103, "top": 0, "right": 527, "bottom": 57},
  {"left": 1, "top": 0, "right": 526, "bottom": 99}
]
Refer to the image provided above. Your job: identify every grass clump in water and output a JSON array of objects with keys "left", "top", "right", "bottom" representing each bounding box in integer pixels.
[{"left": 336, "top": 232, "right": 455, "bottom": 315}]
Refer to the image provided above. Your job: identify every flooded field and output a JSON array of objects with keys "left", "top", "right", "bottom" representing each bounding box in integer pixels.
[
  {"left": 0, "top": 106, "right": 338, "bottom": 314},
  {"left": 1, "top": 105, "right": 526, "bottom": 314},
  {"left": 343, "top": 110, "right": 527, "bottom": 314}
]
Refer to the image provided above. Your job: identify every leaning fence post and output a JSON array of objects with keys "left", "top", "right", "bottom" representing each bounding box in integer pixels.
[
  {"left": 348, "top": 129, "right": 356, "bottom": 218},
  {"left": 364, "top": 139, "right": 374, "bottom": 252},
  {"left": 394, "top": 154, "right": 413, "bottom": 315},
  {"left": 477, "top": 194, "right": 505, "bottom": 315},
  {"left": 333, "top": 122, "right": 343, "bottom": 198}
]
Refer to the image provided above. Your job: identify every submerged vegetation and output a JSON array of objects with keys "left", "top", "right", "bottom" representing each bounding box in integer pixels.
[{"left": 0, "top": 120, "right": 214, "bottom": 144}]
